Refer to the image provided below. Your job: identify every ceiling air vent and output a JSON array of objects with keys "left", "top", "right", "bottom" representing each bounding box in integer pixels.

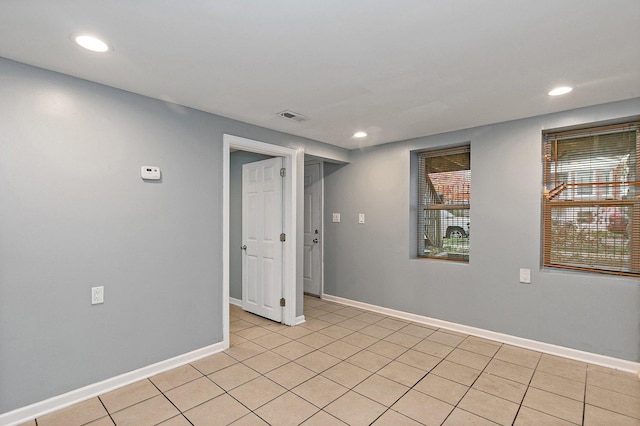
[{"left": 277, "top": 110, "right": 309, "bottom": 122}]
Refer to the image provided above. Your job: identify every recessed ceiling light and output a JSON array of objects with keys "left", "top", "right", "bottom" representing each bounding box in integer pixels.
[
  {"left": 548, "top": 86, "right": 573, "bottom": 96},
  {"left": 353, "top": 131, "right": 367, "bottom": 138},
  {"left": 74, "top": 34, "right": 111, "bottom": 53}
]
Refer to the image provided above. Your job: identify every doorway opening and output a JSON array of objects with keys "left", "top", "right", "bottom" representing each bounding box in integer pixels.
[{"left": 223, "top": 134, "right": 298, "bottom": 348}]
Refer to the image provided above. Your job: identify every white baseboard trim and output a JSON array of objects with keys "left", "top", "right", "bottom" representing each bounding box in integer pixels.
[
  {"left": 229, "top": 297, "right": 242, "bottom": 307},
  {"left": 294, "top": 315, "right": 306, "bottom": 326},
  {"left": 321, "top": 293, "right": 640, "bottom": 374},
  {"left": 1, "top": 341, "right": 227, "bottom": 426}
]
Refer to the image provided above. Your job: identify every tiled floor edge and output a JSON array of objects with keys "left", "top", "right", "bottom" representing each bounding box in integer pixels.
[
  {"left": 321, "top": 293, "right": 640, "bottom": 376},
  {"left": 0, "top": 341, "right": 226, "bottom": 426}
]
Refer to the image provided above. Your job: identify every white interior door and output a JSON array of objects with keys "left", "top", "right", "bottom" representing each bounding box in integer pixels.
[
  {"left": 303, "top": 163, "right": 322, "bottom": 296},
  {"left": 242, "top": 157, "right": 283, "bottom": 322}
]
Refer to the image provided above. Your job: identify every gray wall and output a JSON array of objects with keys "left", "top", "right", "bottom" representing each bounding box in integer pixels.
[
  {"left": 229, "top": 151, "right": 272, "bottom": 300},
  {"left": 0, "top": 57, "right": 349, "bottom": 414},
  {"left": 324, "top": 98, "right": 640, "bottom": 362}
]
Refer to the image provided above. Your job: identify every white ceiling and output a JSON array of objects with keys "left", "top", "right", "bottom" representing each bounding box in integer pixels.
[{"left": 1, "top": 0, "right": 639, "bottom": 150}]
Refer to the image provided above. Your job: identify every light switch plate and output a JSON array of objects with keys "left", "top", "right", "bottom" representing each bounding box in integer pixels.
[
  {"left": 519, "top": 268, "right": 531, "bottom": 284},
  {"left": 332, "top": 213, "right": 341, "bottom": 223},
  {"left": 358, "top": 213, "right": 365, "bottom": 224}
]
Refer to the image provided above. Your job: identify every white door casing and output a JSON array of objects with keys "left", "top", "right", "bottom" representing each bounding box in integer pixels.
[
  {"left": 223, "top": 134, "right": 298, "bottom": 348},
  {"left": 303, "top": 163, "right": 322, "bottom": 296},
  {"left": 242, "top": 157, "right": 283, "bottom": 322}
]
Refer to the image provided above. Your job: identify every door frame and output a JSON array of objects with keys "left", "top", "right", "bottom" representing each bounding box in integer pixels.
[
  {"left": 303, "top": 159, "right": 324, "bottom": 297},
  {"left": 223, "top": 134, "right": 298, "bottom": 347}
]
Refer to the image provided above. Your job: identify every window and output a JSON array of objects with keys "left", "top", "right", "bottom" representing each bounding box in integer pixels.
[
  {"left": 542, "top": 121, "right": 639, "bottom": 277},
  {"left": 418, "top": 145, "right": 470, "bottom": 261}
]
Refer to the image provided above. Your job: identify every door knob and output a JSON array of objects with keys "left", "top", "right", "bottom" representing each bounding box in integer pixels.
[
  {"left": 241, "top": 245, "right": 247, "bottom": 251},
  {"left": 313, "top": 238, "right": 318, "bottom": 243}
]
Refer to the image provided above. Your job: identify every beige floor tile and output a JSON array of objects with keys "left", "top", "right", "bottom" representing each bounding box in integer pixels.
[
  {"left": 383, "top": 331, "right": 423, "bottom": 348},
  {"left": 235, "top": 326, "right": 272, "bottom": 340},
  {"left": 164, "top": 376, "right": 224, "bottom": 411},
  {"left": 587, "top": 368, "right": 640, "bottom": 399},
  {"left": 252, "top": 332, "right": 292, "bottom": 349},
  {"left": 322, "top": 361, "right": 372, "bottom": 388},
  {"left": 353, "top": 312, "right": 386, "bottom": 324},
  {"left": 297, "top": 332, "right": 335, "bottom": 349},
  {"left": 316, "top": 303, "right": 346, "bottom": 313},
  {"left": 395, "top": 348, "right": 441, "bottom": 373},
  {"left": 85, "top": 416, "right": 115, "bottom": 426},
  {"left": 367, "top": 340, "right": 407, "bottom": 359},
  {"left": 340, "top": 332, "right": 379, "bottom": 348},
  {"left": 584, "top": 404, "right": 640, "bottom": 426},
  {"left": 261, "top": 322, "right": 289, "bottom": 333},
  {"left": 230, "top": 319, "right": 255, "bottom": 332},
  {"left": 277, "top": 325, "right": 315, "bottom": 339},
  {"left": 296, "top": 350, "right": 342, "bottom": 373},
  {"left": 111, "top": 395, "right": 179, "bottom": 426},
  {"left": 458, "top": 389, "right": 519, "bottom": 426},
  {"left": 523, "top": 387, "right": 584, "bottom": 424},
  {"left": 317, "top": 312, "right": 350, "bottom": 324},
  {"left": 334, "top": 307, "right": 366, "bottom": 318},
  {"left": 228, "top": 376, "right": 286, "bottom": 410},
  {"left": 372, "top": 409, "right": 422, "bottom": 425},
  {"left": 446, "top": 348, "right": 491, "bottom": 370},
  {"left": 17, "top": 420, "right": 36, "bottom": 426},
  {"left": 353, "top": 374, "right": 409, "bottom": 406},
  {"left": 360, "top": 324, "right": 395, "bottom": 339},
  {"left": 531, "top": 370, "right": 585, "bottom": 402},
  {"left": 399, "top": 323, "right": 436, "bottom": 338},
  {"left": 272, "top": 340, "right": 315, "bottom": 360},
  {"left": 472, "top": 372, "right": 527, "bottom": 404},
  {"left": 346, "top": 349, "right": 392, "bottom": 372},
  {"left": 230, "top": 333, "right": 248, "bottom": 347},
  {"left": 427, "top": 330, "right": 466, "bottom": 347},
  {"left": 376, "top": 317, "right": 410, "bottom": 331},
  {"left": 413, "top": 339, "right": 455, "bottom": 358},
  {"left": 443, "top": 408, "right": 500, "bottom": 426},
  {"left": 484, "top": 358, "right": 534, "bottom": 385},
  {"left": 255, "top": 392, "right": 319, "bottom": 426},
  {"left": 293, "top": 375, "right": 349, "bottom": 408},
  {"left": 191, "top": 352, "right": 237, "bottom": 375},
  {"left": 184, "top": 393, "right": 250, "bottom": 425},
  {"left": 319, "top": 340, "right": 362, "bottom": 359},
  {"left": 265, "top": 362, "right": 316, "bottom": 389},
  {"left": 299, "top": 318, "right": 332, "bottom": 331},
  {"left": 432, "top": 360, "right": 481, "bottom": 386},
  {"left": 318, "top": 325, "right": 355, "bottom": 339},
  {"left": 150, "top": 364, "right": 203, "bottom": 392},
  {"left": 537, "top": 354, "right": 587, "bottom": 383},
  {"left": 99, "top": 379, "right": 159, "bottom": 413},
  {"left": 38, "top": 397, "right": 108, "bottom": 426},
  {"left": 225, "top": 340, "right": 267, "bottom": 361},
  {"left": 242, "top": 350, "right": 289, "bottom": 374},
  {"left": 208, "top": 362, "right": 260, "bottom": 391},
  {"left": 458, "top": 336, "right": 501, "bottom": 357},
  {"left": 157, "top": 414, "right": 192, "bottom": 426},
  {"left": 494, "top": 345, "right": 541, "bottom": 369},
  {"left": 338, "top": 318, "right": 370, "bottom": 331},
  {"left": 392, "top": 389, "right": 454, "bottom": 425},
  {"left": 325, "top": 391, "right": 387, "bottom": 426},
  {"left": 377, "top": 360, "right": 426, "bottom": 387},
  {"left": 514, "top": 406, "right": 576, "bottom": 426},
  {"left": 414, "top": 373, "right": 469, "bottom": 405},
  {"left": 586, "top": 384, "right": 640, "bottom": 419},
  {"left": 300, "top": 409, "right": 348, "bottom": 425},
  {"left": 230, "top": 412, "right": 270, "bottom": 425}
]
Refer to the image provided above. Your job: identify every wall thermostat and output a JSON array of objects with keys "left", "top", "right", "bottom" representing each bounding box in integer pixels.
[{"left": 141, "top": 166, "right": 161, "bottom": 180}]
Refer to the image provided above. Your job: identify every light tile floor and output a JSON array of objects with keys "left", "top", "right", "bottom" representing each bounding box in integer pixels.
[{"left": 23, "top": 296, "right": 640, "bottom": 425}]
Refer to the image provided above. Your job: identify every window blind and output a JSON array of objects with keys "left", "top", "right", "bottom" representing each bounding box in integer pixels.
[{"left": 542, "top": 122, "right": 639, "bottom": 276}]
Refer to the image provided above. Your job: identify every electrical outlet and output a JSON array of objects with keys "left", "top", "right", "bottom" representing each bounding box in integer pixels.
[
  {"left": 332, "top": 213, "right": 341, "bottom": 223},
  {"left": 91, "top": 286, "right": 104, "bottom": 304}
]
